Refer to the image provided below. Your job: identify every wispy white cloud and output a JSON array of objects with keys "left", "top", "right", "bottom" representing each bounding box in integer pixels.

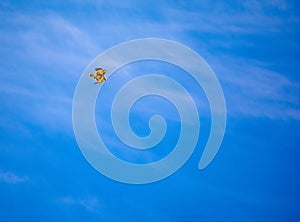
[
  {"left": 243, "top": 0, "right": 289, "bottom": 13},
  {"left": 0, "top": 11, "right": 95, "bottom": 132},
  {"left": 0, "top": 77, "right": 73, "bottom": 133},
  {"left": 13, "top": 14, "right": 97, "bottom": 69},
  {"left": 0, "top": 171, "right": 30, "bottom": 184},
  {"left": 211, "top": 55, "right": 300, "bottom": 120},
  {"left": 0, "top": 0, "right": 299, "bottom": 139},
  {"left": 163, "top": 0, "right": 296, "bottom": 35},
  {"left": 58, "top": 196, "right": 102, "bottom": 213}
]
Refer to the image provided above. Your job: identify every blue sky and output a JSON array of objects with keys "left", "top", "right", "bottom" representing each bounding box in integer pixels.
[{"left": 0, "top": 0, "right": 300, "bottom": 221}]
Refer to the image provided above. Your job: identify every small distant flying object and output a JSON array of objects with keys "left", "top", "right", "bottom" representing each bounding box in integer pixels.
[{"left": 89, "top": 68, "right": 107, "bottom": 84}]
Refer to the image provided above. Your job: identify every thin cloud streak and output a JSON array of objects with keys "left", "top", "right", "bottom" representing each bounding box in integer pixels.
[
  {"left": 213, "top": 56, "right": 300, "bottom": 120},
  {"left": 0, "top": 171, "right": 30, "bottom": 184},
  {"left": 0, "top": 11, "right": 93, "bottom": 132},
  {"left": 58, "top": 196, "right": 102, "bottom": 213}
]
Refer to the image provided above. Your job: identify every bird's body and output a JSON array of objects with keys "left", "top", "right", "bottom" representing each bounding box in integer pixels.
[{"left": 89, "top": 68, "right": 107, "bottom": 84}]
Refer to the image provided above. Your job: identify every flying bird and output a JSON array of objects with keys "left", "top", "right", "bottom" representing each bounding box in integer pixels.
[{"left": 89, "top": 68, "right": 107, "bottom": 84}]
